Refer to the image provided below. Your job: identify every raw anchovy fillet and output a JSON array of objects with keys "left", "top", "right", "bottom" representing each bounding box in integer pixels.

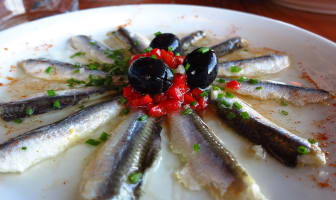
[
  {"left": 211, "top": 37, "right": 248, "bottom": 57},
  {"left": 79, "top": 111, "right": 161, "bottom": 200},
  {"left": 70, "top": 35, "right": 115, "bottom": 64},
  {"left": 0, "top": 87, "right": 116, "bottom": 121},
  {"left": 20, "top": 58, "right": 107, "bottom": 82},
  {"left": 112, "top": 27, "right": 150, "bottom": 54},
  {"left": 167, "top": 111, "right": 266, "bottom": 200},
  {"left": 0, "top": 98, "right": 123, "bottom": 173},
  {"left": 210, "top": 89, "right": 326, "bottom": 167},
  {"left": 217, "top": 54, "right": 290, "bottom": 77},
  {"left": 180, "top": 30, "right": 206, "bottom": 54},
  {"left": 216, "top": 78, "right": 332, "bottom": 106}
]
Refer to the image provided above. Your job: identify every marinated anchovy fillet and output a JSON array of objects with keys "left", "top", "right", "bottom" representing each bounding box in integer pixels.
[
  {"left": 0, "top": 98, "right": 123, "bottom": 173},
  {"left": 211, "top": 37, "right": 248, "bottom": 57},
  {"left": 167, "top": 112, "right": 266, "bottom": 200},
  {"left": 180, "top": 30, "right": 206, "bottom": 54},
  {"left": 79, "top": 111, "right": 161, "bottom": 200},
  {"left": 112, "top": 27, "right": 150, "bottom": 54},
  {"left": 70, "top": 35, "right": 115, "bottom": 64},
  {"left": 0, "top": 87, "right": 116, "bottom": 121},
  {"left": 217, "top": 54, "right": 290, "bottom": 77},
  {"left": 210, "top": 89, "right": 326, "bottom": 167},
  {"left": 217, "top": 78, "right": 332, "bottom": 106},
  {"left": 20, "top": 59, "right": 107, "bottom": 81}
]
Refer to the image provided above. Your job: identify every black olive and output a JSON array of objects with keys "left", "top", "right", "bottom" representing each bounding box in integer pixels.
[
  {"left": 128, "top": 57, "right": 174, "bottom": 94},
  {"left": 150, "top": 33, "right": 181, "bottom": 53},
  {"left": 183, "top": 47, "right": 218, "bottom": 88}
]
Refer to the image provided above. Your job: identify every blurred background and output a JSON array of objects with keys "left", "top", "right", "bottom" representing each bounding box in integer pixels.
[{"left": 0, "top": 0, "right": 335, "bottom": 41}]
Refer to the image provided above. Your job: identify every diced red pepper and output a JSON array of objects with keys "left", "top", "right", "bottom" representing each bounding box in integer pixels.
[
  {"left": 191, "top": 88, "right": 203, "bottom": 99},
  {"left": 196, "top": 97, "right": 208, "bottom": 111},
  {"left": 153, "top": 93, "right": 167, "bottom": 103},
  {"left": 226, "top": 80, "right": 241, "bottom": 90},
  {"left": 183, "top": 93, "right": 195, "bottom": 105},
  {"left": 149, "top": 105, "right": 167, "bottom": 117},
  {"left": 167, "top": 85, "right": 184, "bottom": 101},
  {"left": 163, "top": 100, "right": 180, "bottom": 111}
]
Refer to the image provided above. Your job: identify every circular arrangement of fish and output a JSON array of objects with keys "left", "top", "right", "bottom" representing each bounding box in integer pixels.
[{"left": 0, "top": 27, "right": 333, "bottom": 200}]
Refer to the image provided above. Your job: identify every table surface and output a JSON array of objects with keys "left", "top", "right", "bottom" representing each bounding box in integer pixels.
[{"left": 79, "top": 0, "right": 336, "bottom": 42}]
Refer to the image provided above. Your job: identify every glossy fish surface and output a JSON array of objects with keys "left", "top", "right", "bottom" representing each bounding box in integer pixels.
[
  {"left": 20, "top": 58, "right": 107, "bottom": 82},
  {"left": 180, "top": 30, "right": 206, "bottom": 54},
  {"left": 0, "top": 98, "right": 123, "bottom": 173},
  {"left": 70, "top": 35, "right": 115, "bottom": 64},
  {"left": 210, "top": 89, "right": 326, "bottom": 167},
  {"left": 217, "top": 54, "right": 290, "bottom": 77},
  {"left": 211, "top": 37, "right": 248, "bottom": 57},
  {"left": 0, "top": 87, "right": 116, "bottom": 121},
  {"left": 167, "top": 111, "right": 266, "bottom": 200},
  {"left": 79, "top": 111, "right": 162, "bottom": 200},
  {"left": 217, "top": 78, "right": 332, "bottom": 106}
]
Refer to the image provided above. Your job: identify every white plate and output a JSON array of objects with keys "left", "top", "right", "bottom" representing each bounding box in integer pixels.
[{"left": 0, "top": 4, "right": 335, "bottom": 200}]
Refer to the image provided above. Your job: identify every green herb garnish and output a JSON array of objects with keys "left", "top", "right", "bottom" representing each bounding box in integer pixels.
[
  {"left": 248, "top": 78, "right": 258, "bottom": 85},
  {"left": 26, "top": 107, "right": 33, "bottom": 116},
  {"left": 120, "top": 96, "right": 128, "bottom": 104},
  {"left": 47, "top": 90, "right": 56, "bottom": 97},
  {"left": 88, "top": 63, "right": 98, "bottom": 70},
  {"left": 308, "top": 138, "right": 316, "bottom": 144},
  {"left": 226, "top": 112, "right": 236, "bottom": 120},
  {"left": 70, "top": 51, "right": 85, "bottom": 59},
  {"left": 152, "top": 55, "right": 157, "bottom": 59},
  {"left": 230, "top": 66, "right": 242, "bottom": 73},
  {"left": 185, "top": 63, "right": 190, "bottom": 71},
  {"left": 193, "top": 144, "right": 200, "bottom": 152},
  {"left": 233, "top": 102, "right": 242, "bottom": 110},
  {"left": 183, "top": 108, "right": 192, "bottom": 115},
  {"left": 225, "top": 92, "right": 234, "bottom": 98},
  {"left": 238, "top": 76, "right": 247, "bottom": 82},
  {"left": 219, "top": 99, "right": 231, "bottom": 108},
  {"left": 73, "top": 69, "right": 80, "bottom": 74},
  {"left": 86, "top": 139, "right": 101, "bottom": 146},
  {"left": 134, "top": 40, "right": 139, "bottom": 46},
  {"left": 217, "top": 93, "right": 224, "bottom": 100},
  {"left": 280, "top": 100, "right": 288, "bottom": 106},
  {"left": 154, "top": 31, "right": 162, "bottom": 37},
  {"left": 280, "top": 110, "right": 288, "bottom": 116},
  {"left": 217, "top": 78, "right": 226, "bottom": 83},
  {"left": 122, "top": 108, "right": 129, "bottom": 115},
  {"left": 212, "top": 85, "right": 221, "bottom": 91},
  {"left": 175, "top": 52, "right": 181, "bottom": 56},
  {"left": 99, "top": 132, "right": 109, "bottom": 142},
  {"left": 144, "top": 47, "right": 153, "bottom": 52},
  {"left": 241, "top": 112, "right": 249, "bottom": 119},
  {"left": 297, "top": 145, "right": 309, "bottom": 155},
  {"left": 21, "top": 147, "right": 27, "bottom": 150},
  {"left": 190, "top": 101, "right": 197, "bottom": 106},
  {"left": 45, "top": 66, "right": 54, "bottom": 74},
  {"left": 129, "top": 172, "right": 142, "bottom": 184},
  {"left": 168, "top": 47, "right": 173, "bottom": 52},
  {"left": 198, "top": 47, "right": 210, "bottom": 53},
  {"left": 200, "top": 91, "right": 208, "bottom": 97},
  {"left": 170, "top": 69, "right": 176, "bottom": 74},
  {"left": 13, "top": 118, "right": 23, "bottom": 124},
  {"left": 89, "top": 41, "right": 96, "bottom": 46},
  {"left": 138, "top": 114, "right": 148, "bottom": 121},
  {"left": 53, "top": 100, "right": 61, "bottom": 109},
  {"left": 256, "top": 86, "right": 262, "bottom": 90},
  {"left": 67, "top": 78, "right": 86, "bottom": 87}
]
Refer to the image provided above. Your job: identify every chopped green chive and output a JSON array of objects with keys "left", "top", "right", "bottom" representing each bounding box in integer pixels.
[
  {"left": 154, "top": 31, "right": 162, "bottom": 37},
  {"left": 67, "top": 78, "right": 86, "bottom": 87},
  {"left": 217, "top": 78, "right": 226, "bottom": 83},
  {"left": 104, "top": 49, "right": 111, "bottom": 55},
  {"left": 26, "top": 107, "right": 33, "bottom": 116},
  {"left": 79, "top": 105, "right": 85, "bottom": 109},
  {"left": 86, "top": 139, "right": 101, "bottom": 146},
  {"left": 219, "top": 99, "right": 231, "bottom": 108},
  {"left": 225, "top": 92, "right": 234, "bottom": 98},
  {"left": 200, "top": 91, "right": 208, "bottom": 97},
  {"left": 297, "top": 145, "right": 309, "bottom": 155},
  {"left": 190, "top": 101, "right": 197, "bottom": 106},
  {"left": 308, "top": 138, "right": 317, "bottom": 144},
  {"left": 217, "top": 93, "right": 224, "bottom": 99},
  {"left": 198, "top": 47, "right": 210, "bottom": 53},
  {"left": 144, "top": 47, "right": 153, "bottom": 53},
  {"left": 241, "top": 112, "right": 250, "bottom": 119},
  {"left": 212, "top": 85, "right": 221, "bottom": 91},
  {"left": 238, "top": 76, "right": 247, "bottom": 82},
  {"left": 88, "top": 63, "right": 98, "bottom": 70},
  {"left": 248, "top": 78, "right": 258, "bottom": 85},
  {"left": 120, "top": 96, "right": 128, "bottom": 104},
  {"left": 89, "top": 41, "right": 96, "bottom": 46},
  {"left": 226, "top": 112, "right": 236, "bottom": 120},
  {"left": 185, "top": 63, "right": 190, "bottom": 71},
  {"left": 21, "top": 147, "right": 27, "bottom": 150},
  {"left": 193, "top": 144, "right": 200, "bottom": 152},
  {"left": 99, "top": 132, "right": 109, "bottom": 142},
  {"left": 129, "top": 172, "right": 142, "bottom": 184},
  {"left": 168, "top": 47, "right": 173, "bottom": 52},
  {"left": 152, "top": 55, "right": 157, "bottom": 59},
  {"left": 280, "top": 110, "right": 288, "bottom": 116},
  {"left": 170, "top": 69, "right": 176, "bottom": 74},
  {"left": 13, "top": 118, "right": 23, "bottom": 124},
  {"left": 233, "top": 102, "right": 242, "bottom": 110},
  {"left": 183, "top": 108, "right": 192, "bottom": 115},
  {"left": 73, "top": 69, "right": 80, "bottom": 74},
  {"left": 134, "top": 40, "right": 139, "bottom": 46},
  {"left": 138, "top": 114, "right": 148, "bottom": 121},
  {"left": 47, "top": 90, "right": 56, "bottom": 97},
  {"left": 72, "top": 63, "right": 80, "bottom": 68},
  {"left": 45, "top": 66, "right": 54, "bottom": 74},
  {"left": 70, "top": 51, "right": 86, "bottom": 59},
  {"left": 53, "top": 100, "right": 61, "bottom": 109},
  {"left": 256, "top": 86, "right": 262, "bottom": 90},
  {"left": 175, "top": 52, "right": 181, "bottom": 56},
  {"left": 280, "top": 100, "right": 288, "bottom": 106},
  {"left": 122, "top": 108, "right": 129, "bottom": 115},
  {"left": 230, "top": 66, "right": 242, "bottom": 73}
]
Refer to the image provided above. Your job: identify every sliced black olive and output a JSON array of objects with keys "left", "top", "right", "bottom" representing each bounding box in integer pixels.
[
  {"left": 128, "top": 57, "right": 174, "bottom": 94},
  {"left": 150, "top": 33, "right": 181, "bottom": 53},
  {"left": 183, "top": 47, "right": 218, "bottom": 88}
]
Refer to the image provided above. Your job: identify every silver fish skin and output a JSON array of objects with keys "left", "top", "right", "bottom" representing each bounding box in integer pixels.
[
  {"left": 211, "top": 37, "right": 248, "bottom": 57},
  {"left": 210, "top": 88, "right": 326, "bottom": 167},
  {"left": 0, "top": 98, "right": 123, "bottom": 173},
  {"left": 112, "top": 27, "right": 150, "bottom": 54},
  {"left": 79, "top": 111, "right": 162, "bottom": 200},
  {"left": 217, "top": 54, "right": 290, "bottom": 77},
  {"left": 70, "top": 35, "right": 115, "bottom": 64},
  {"left": 216, "top": 78, "right": 332, "bottom": 106},
  {"left": 0, "top": 87, "right": 116, "bottom": 121},
  {"left": 167, "top": 111, "right": 266, "bottom": 200},
  {"left": 20, "top": 59, "right": 107, "bottom": 82},
  {"left": 180, "top": 30, "right": 206, "bottom": 54}
]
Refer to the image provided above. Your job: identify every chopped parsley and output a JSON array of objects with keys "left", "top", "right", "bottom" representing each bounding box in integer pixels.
[
  {"left": 99, "top": 132, "right": 109, "bottom": 142},
  {"left": 226, "top": 112, "right": 236, "bottom": 120},
  {"left": 230, "top": 66, "right": 242, "bottom": 73},
  {"left": 233, "top": 102, "right": 242, "bottom": 110},
  {"left": 67, "top": 78, "right": 86, "bottom": 87},
  {"left": 21, "top": 147, "right": 27, "bottom": 150},
  {"left": 185, "top": 63, "right": 190, "bottom": 71},
  {"left": 138, "top": 114, "right": 148, "bottom": 121},
  {"left": 175, "top": 52, "right": 181, "bottom": 56},
  {"left": 134, "top": 40, "right": 139, "bottom": 46},
  {"left": 26, "top": 107, "right": 34, "bottom": 116},
  {"left": 73, "top": 69, "right": 80, "bottom": 74},
  {"left": 219, "top": 99, "right": 231, "bottom": 108},
  {"left": 308, "top": 138, "right": 316, "bottom": 144},
  {"left": 122, "top": 108, "right": 129, "bottom": 115},
  {"left": 217, "top": 93, "right": 224, "bottom": 100},
  {"left": 190, "top": 101, "right": 197, "bottom": 106},
  {"left": 89, "top": 41, "right": 96, "bottom": 46},
  {"left": 120, "top": 96, "right": 128, "bottom": 104},
  {"left": 193, "top": 144, "right": 200, "bottom": 152},
  {"left": 170, "top": 68, "right": 176, "bottom": 74},
  {"left": 183, "top": 108, "right": 192, "bottom": 115},
  {"left": 225, "top": 92, "right": 234, "bottom": 98},
  {"left": 70, "top": 51, "right": 86, "bottom": 58},
  {"left": 13, "top": 118, "right": 23, "bottom": 124},
  {"left": 280, "top": 110, "right": 288, "bottom": 116},
  {"left": 217, "top": 78, "right": 226, "bottom": 83},
  {"left": 297, "top": 145, "right": 309, "bottom": 155},
  {"left": 45, "top": 66, "right": 54, "bottom": 74},
  {"left": 88, "top": 63, "right": 98, "bottom": 70},
  {"left": 241, "top": 112, "right": 249, "bottom": 119},
  {"left": 198, "top": 47, "right": 210, "bottom": 53},
  {"left": 168, "top": 47, "right": 173, "bottom": 52},
  {"left": 53, "top": 100, "right": 61, "bottom": 109},
  {"left": 238, "top": 76, "right": 247, "bottom": 82},
  {"left": 154, "top": 31, "right": 162, "bottom": 37},
  {"left": 256, "top": 86, "right": 262, "bottom": 90},
  {"left": 248, "top": 78, "right": 258, "bottom": 85},
  {"left": 129, "top": 172, "right": 142, "bottom": 184},
  {"left": 152, "top": 55, "right": 157, "bottom": 59},
  {"left": 144, "top": 47, "right": 153, "bottom": 53},
  {"left": 86, "top": 139, "right": 101, "bottom": 146},
  {"left": 212, "top": 85, "right": 221, "bottom": 91},
  {"left": 200, "top": 91, "right": 208, "bottom": 97},
  {"left": 47, "top": 90, "right": 56, "bottom": 97},
  {"left": 280, "top": 100, "right": 288, "bottom": 106}
]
